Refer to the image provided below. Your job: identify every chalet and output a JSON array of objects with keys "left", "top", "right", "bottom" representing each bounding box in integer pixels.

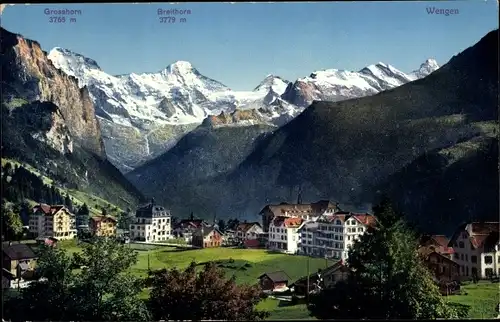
[
  {"left": 448, "top": 222, "right": 499, "bottom": 279},
  {"left": 418, "top": 246, "right": 460, "bottom": 285},
  {"left": 90, "top": 215, "right": 117, "bottom": 237},
  {"left": 236, "top": 222, "right": 263, "bottom": 240},
  {"left": 259, "top": 200, "right": 340, "bottom": 232},
  {"left": 290, "top": 261, "right": 349, "bottom": 295},
  {"left": 2, "top": 244, "right": 38, "bottom": 281},
  {"left": 192, "top": 226, "right": 223, "bottom": 248},
  {"left": 258, "top": 271, "right": 290, "bottom": 292}
]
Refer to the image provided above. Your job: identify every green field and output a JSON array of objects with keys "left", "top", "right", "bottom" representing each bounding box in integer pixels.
[
  {"left": 57, "top": 242, "right": 499, "bottom": 320},
  {"left": 60, "top": 243, "right": 332, "bottom": 319},
  {"left": 447, "top": 281, "right": 500, "bottom": 319}
]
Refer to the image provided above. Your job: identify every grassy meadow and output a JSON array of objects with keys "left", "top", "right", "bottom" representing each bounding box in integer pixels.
[{"left": 22, "top": 240, "right": 499, "bottom": 320}]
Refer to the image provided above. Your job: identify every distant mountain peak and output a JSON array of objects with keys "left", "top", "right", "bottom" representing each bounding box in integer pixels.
[
  {"left": 410, "top": 58, "right": 440, "bottom": 79},
  {"left": 163, "top": 60, "right": 196, "bottom": 74},
  {"left": 253, "top": 74, "right": 290, "bottom": 94},
  {"left": 48, "top": 47, "right": 102, "bottom": 71}
]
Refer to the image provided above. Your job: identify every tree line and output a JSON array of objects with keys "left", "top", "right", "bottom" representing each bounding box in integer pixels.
[
  {"left": 1, "top": 162, "right": 73, "bottom": 208},
  {"left": 2, "top": 198, "right": 472, "bottom": 321}
]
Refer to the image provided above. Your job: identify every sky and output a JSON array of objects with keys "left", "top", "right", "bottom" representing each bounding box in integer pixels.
[{"left": 1, "top": 1, "right": 498, "bottom": 91}]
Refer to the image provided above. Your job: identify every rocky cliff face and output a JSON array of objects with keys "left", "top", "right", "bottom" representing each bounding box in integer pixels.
[{"left": 1, "top": 28, "right": 104, "bottom": 156}]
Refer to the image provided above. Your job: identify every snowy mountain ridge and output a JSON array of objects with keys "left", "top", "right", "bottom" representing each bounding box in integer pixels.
[{"left": 47, "top": 47, "right": 439, "bottom": 172}]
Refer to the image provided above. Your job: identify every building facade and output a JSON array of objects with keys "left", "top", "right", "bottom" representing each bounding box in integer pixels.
[
  {"left": 448, "top": 222, "right": 499, "bottom": 280},
  {"left": 129, "top": 200, "right": 172, "bottom": 242},
  {"left": 259, "top": 200, "right": 340, "bottom": 232},
  {"left": 298, "top": 212, "right": 376, "bottom": 260},
  {"left": 268, "top": 216, "right": 303, "bottom": 254},
  {"left": 192, "top": 227, "right": 223, "bottom": 248},
  {"left": 90, "top": 215, "right": 117, "bottom": 237},
  {"left": 30, "top": 204, "right": 76, "bottom": 240}
]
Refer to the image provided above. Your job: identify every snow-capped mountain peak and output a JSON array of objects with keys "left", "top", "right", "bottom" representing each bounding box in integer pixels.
[
  {"left": 410, "top": 58, "right": 440, "bottom": 79},
  {"left": 163, "top": 60, "right": 196, "bottom": 75},
  {"left": 47, "top": 47, "right": 441, "bottom": 173},
  {"left": 253, "top": 74, "right": 290, "bottom": 94},
  {"left": 48, "top": 47, "right": 102, "bottom": 72}
]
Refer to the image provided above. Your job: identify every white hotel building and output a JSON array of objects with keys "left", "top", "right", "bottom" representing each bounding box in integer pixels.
[
  {"left": 298, "top": 212, "right": 376, "bottom": 260},
  {"left": 129, "top": 199, "right": 172, "bottom": 242}
]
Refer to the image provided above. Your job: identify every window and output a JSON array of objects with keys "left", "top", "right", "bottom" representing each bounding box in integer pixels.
[
  {"left": 465, "top": 254, "right": 468, "bottom": 261},
  {"left": 471, "top": 255, "right": 477, "bottom": 263},
  {"left": 466, "top": 266, "right": 469, "bottom": 276},
  {"left": 458, "top": 241, "right": 464, "bottom": 248},
  {"left": 498, "top": 256, "right": 500, "bottom": 264},
  {"left": 454, "top": 252, "right": 459, "bottom": 260},
  {"left": 484, "top": 256, "right": 493, "bottom": 264},
  {"left": 485, "top": 268, "right": 494, "bottom": 277}
]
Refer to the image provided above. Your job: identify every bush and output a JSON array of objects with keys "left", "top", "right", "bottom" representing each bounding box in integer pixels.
[
  {"left": 228, "top": 258, "right": 235, "bottom": 263},
  {"left": 244, "top": 263, "right": 252, "bottom": 268},
  {"left": 446, "top": 302, "right": 470, "bottom": 318}
]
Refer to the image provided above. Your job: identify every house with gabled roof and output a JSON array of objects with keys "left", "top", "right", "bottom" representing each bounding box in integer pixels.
[
  {"left": 236, "top": 222, "right": 263, "bottom": 240},
  {"left": 30, "top": 204, "right": 76, "bottom": 240},
  {"left": 192, "top": 226, "right": 223, "bottom": 248},
  {"left": 290, "top": 260, "right": 349, "bottom": 295},
  {"left": 258, "top": 271, "right": 290, "bottom": 292},
  {"left": 2, "top": 243, "right": 38, "bottom": 283},
  {"left": 448, "top": 221, "right": 499, "bottom": 279},
  {"left": 90, "top": 215, "right": 117, "bottom": 237}
]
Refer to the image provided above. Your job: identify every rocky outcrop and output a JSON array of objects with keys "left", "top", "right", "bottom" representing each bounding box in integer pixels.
[
  {"left": 201, "top": 109, "right": 271, "bottom": 128},
  {"left": 1, "top": 27, "right": 104, "bottom": 156}
]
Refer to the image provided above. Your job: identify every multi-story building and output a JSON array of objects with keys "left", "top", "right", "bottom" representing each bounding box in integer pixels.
[
  {"left": 448, "top": 222, "right": 499, "bottom": 279},
  {"left": 129, "top": 200, "right": 172, "bottom": 242},
  {"left": 30, "top": 204, "right": 76, "bottom": 240},
  {"left": 268, "top": 216, "right": 304, "bottom": 254},
  {"left": 259, "top": 200, "right": 340, "bottom": 232},
  {"left": 298, "top": 212, "right": 376, "bottom": 261},
  {"left": 89, "top": 215, "right": 117, "bottom": 237}
]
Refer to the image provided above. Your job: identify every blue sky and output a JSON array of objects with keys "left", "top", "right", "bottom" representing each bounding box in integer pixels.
[{"left": 2, "top": 1, "right": 498, "bottom": 90}]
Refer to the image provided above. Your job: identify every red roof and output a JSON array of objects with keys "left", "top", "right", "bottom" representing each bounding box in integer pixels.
[
  {"left": 273, "top": 216, "right": 303, "bottom": 228},
  {"left": 353, "top": 214, "right": 377, "bottom": 227},
  {"left": 32, "top": 204, "right": 65, "bottom": 216}
]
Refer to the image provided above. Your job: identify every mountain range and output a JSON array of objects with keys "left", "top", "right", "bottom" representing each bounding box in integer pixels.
[
  {"left": 127, "top": 29, "right": 498, "bottom": 235},
  {"left": 47, "top": 48, "right": 439, "bottom": 172},
  {"left": 2, "top": 25, "right": 496, "bottom": 235}
]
